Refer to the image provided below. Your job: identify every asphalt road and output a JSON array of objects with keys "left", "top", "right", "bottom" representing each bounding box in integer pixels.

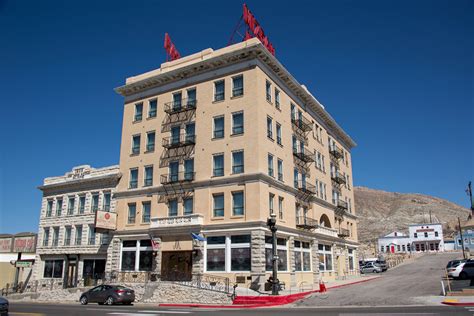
[
  {"left": 7, "top": 302, "right": 472, "bottom": 316},
  {"left": 297, "top": 252, "right": 463, "bottom": 307}
]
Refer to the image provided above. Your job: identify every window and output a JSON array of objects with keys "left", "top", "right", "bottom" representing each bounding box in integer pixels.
[
  {"left": 67, "top": 197, "right": 75, "bottom": 215},
  {"left": 103, "top": 192, "right": 111, "bottom": 212},
  {"left": 172, "top": 92, "right": 182, "bottom": 111},
  {"left": 75, "top": 225, "right": 82, "bottom": 245},
  {"left": 88, "top": 225, "right": 96, "bottom": 245},
  {"left": 402, "top": 245, "right": 406, "bottom": 252},
  {"left": 46, "top": 200, "right": 53, "bottom": 217},
  {"left": 64, "top": 226, "right": 71, "bottom": 246},
  {"left": 52, "top": 227, "right": 59, "bottom": 247},
  {"left": 187, "top": 88, "right": 196, "bottom": 107},
  {"left": 232, "top": 112, "right": 244, "bottom": 135},
  {"left": 91, "top": 194, "right": 99, "bottom": 212},
  {"left": 43, "top": 260, "right": 63, "bottom": 278},
  {"left": 275, "top": 89, "right": 280, "bottom": 108},
  {"left": 128, "top": 204, "right": 136, "bottom": 224},
  {"left": 184, "top": 159, "right": 194, "bottom": 180},
  {"left": 266, "top": 80, "right": 272, "bottom": 102},
  {"left": 213, "top": 116, "right": 224, "bottom": 139},
  {"left": 414, "top": 233, "right": 418, "bottom": 238},
  {"left": 43, "top": 228, "right": 50, "bottom": 246},
  {"left": 424, "top": 232, "right": 428, "bottom": 238},
  {"left": 148, "top": 99, "right": 157, "bottom": 118},
  {"left": 170, "top": 125, "right": 180, "bottom": 145},
  {"left": 231, "top": 235, "right": 251, "bottom": 271},
  {"left": 294, "top": 241, "right": 311, "bottom": 272},
  {"left": 346, "top": 175, "right": 351, "bottom": 190},
  {"left": 213, "top": 154, "right": 224, "bottom": 177},
  {"left": 380, "top": 245, "right": 384, "bottom": 252},
  {"left": 55, "top": 199, "right": 62, "bottom": 216},
  {"left": 121, "top": 240, "right": 153, "bottom": 272},
  {"left": 168, "top": 199, "right": 178, "bottom": 217},
  {"left": 206, "top": 236, "right": 226, "bottom": 272},
  {"left": 268, "top": 154, "right": 274, "bottom": 177},
  {"left": 292, "top": 136, "right": 297, "bottom": 153},
  {"left": 232, "top": 192, "right": 244, "bottom": 216},
  {"left": 294, "top": 168, "right": 299, "bottom": 188},
  {"left": 267, "top": 116, "right": 273, "bottom": 139},
  {"left": 318, "top": 244, "right": 333, "bottom": 271},
  {"left": 144, "top": 165, "right": 153, "bottom": 186},
  {"left": 78, "top": 196, "right": 85, "bottom": 214},
  {"left": 213, "top": 194, "right": 224, "bottom": 217},
  {"left": 276, "top": 123, "right": 282, "bottom": 145},
  {"left": 265, "top": 237, "right": 288, "bottom": 271},
  {"left": 185, "top": 123, "right": 195, "bottom": 143},
  {"left": 184, "top": 197, "right": 193, "bottom": 215},
  {"left": 214, "top": 80, "right": 225, "bottom": 101},
  {"left": 232, "top": 151, "right": 244, "bottom": 174},
  {"left": 134, "top": 103, "right": 143, "bottom": 121},
  {"left": 146, "top": 132, "right": 155, "bottom": 152},
  {"left": 269, "top": 193, "right": 274, "bottom": 215},
  {"left": 142, "top": 202, "right": 151, "bottom": 223},
  {"left": 277, "top": 159, "right": 283, "bottom": 181},
  {"left": 278, "top": 197, "right": 284, "bottom": 220},
  {"left": 397, "top": 245, "right": 401, "bottom": 252},
  {"left": 129, "top": 168, "right": 138, "bottom": 189},
  {"left": 291, "top": 103, "right": 296, "bottom": 120},
  {"left": 169, "top": 161, "right": 179, "bottom": 182},
  {"left": 435, "top": 231, "right": 439, "bottom": 237},
  {"left": 232, "top": 75, "right": 243, "bottom": 97},
  {"left": 132, "top": 135, "right": 140, "bottom": 155}
]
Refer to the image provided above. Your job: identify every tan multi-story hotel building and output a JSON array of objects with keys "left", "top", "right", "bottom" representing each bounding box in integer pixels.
[{"left": 109, "top": 38, "right": 358, "bottom": 290}]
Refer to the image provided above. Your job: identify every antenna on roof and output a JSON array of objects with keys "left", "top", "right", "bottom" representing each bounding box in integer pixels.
[
  {"left": 164, "top": 33, "right": 181, "bottom": 61},
  {"left": 228, "top": 4, "right": 275, "bottom": 56}
]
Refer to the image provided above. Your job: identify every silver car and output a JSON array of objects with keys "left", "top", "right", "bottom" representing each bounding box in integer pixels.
[{"left": 361, "top": 262, "right": 383, "bottom": 274}]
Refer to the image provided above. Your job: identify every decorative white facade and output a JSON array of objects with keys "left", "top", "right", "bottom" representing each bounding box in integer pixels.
[
  {"left": 33, "top": 165, "right": 121, "bottom": 288},
  {"left": 378, "top": 223, "right": 444, "bottom": 254}
]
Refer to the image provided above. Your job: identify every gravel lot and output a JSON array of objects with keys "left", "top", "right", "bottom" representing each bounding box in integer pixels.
[{"left": 296, "top": 252, "right": 463, "bottom": 307}]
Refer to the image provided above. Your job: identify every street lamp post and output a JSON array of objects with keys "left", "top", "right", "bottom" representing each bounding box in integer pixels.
[{"left": 267, "top": 213, "right": 279, "bottom": 295}]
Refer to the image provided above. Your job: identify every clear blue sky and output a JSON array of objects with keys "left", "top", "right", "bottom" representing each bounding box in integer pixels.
[{"left": 0, "top": 0, "right": 473, "bottom": 234}]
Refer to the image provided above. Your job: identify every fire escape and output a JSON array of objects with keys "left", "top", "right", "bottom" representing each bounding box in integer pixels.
[
  {"left": 329, "top": 143, "right": 349, "bottom": 238},
  {"left": 160, "top": 98, "right": 197, "bottom": 202}
]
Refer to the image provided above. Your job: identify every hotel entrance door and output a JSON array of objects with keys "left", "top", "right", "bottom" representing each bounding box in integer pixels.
[{"left": 161, "top": 251, "right": 192, "bottom": 281}]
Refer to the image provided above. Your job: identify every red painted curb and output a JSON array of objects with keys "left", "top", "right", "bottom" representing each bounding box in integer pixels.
[
  {"left": 442, "top": 302, "right": 474, "bottom": 307},
  {"left": 159, "top": 277, "right": 380, "bottom": 309}
]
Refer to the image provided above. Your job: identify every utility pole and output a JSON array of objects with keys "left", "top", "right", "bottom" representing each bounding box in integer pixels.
[{"left": 458, "top": 217, "right": 466, "bottom": 259}]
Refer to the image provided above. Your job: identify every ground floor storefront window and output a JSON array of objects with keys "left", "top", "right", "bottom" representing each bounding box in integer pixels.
[
  {"left": 294, "top": 241, "right": 311, "bottom": 271},
  {"left": 43, "top": 259, "right": 64, "bottom": 278},
  {"left": 265, "top": 236, "right": 288, "bottom": 272},
  {"left": 121, "top": 240, "right": 153, "bottom": 271},
  {"left": 318, "top": 244, "right": 333, "bottom": 272},
  {"left": 205, "top": 235, "right": 251, "bottom": 272}
]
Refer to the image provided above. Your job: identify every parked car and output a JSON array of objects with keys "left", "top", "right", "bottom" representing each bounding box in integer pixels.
[
  {"left": 360, "top": 262, "right": 383, "bottom": 274},
  {"left": 80, "top": 285, "right": 135, "bottom": 305},
  {"left": 447, "top": 262, "right": 466, "bottom": 279},
  {"left": 0, "top": 296, "right": 8, "bottom": 316},
  {"left": 459, "top": 260, "right": 474, "bottom": 280},
  {"left": 375, "top": 260, "right": 388, "bottom": 272},
  {"left": 446, "top": 259, "right": 466, "bottom": 269}
]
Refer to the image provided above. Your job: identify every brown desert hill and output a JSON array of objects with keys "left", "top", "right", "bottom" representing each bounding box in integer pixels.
[{"left": 354, "top": 186, "right": 471, "bottom": 246}]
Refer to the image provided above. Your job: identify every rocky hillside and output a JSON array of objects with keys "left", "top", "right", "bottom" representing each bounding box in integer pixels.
[{"left": 355, "top": 186, "right": 471, "bottom": 245}]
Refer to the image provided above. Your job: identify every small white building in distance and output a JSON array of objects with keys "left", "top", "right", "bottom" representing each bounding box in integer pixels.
[{"left": 378, "top": 223, "right": 444, "bottom": 254}]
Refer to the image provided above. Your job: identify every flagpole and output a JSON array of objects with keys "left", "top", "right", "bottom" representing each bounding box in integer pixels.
[{"left": 468, "top": 181, "right": 473, "bottom": 214}]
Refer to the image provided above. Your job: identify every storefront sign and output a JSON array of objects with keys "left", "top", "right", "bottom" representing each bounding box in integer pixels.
[
  {"left": 95, "top": 211, "right": 117, "bottom": 230},
  {"left": 13, "top": 236, "right": 37, "bottom": 253},
  {"left": 0, "top": 237, "right": 13, "bottom": 253},
  {"left": 15, "top": 260, "right": 33, "bottom": 268}
]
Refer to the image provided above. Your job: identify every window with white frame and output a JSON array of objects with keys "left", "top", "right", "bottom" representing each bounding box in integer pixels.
[
  {"left": 278, "top": 196, "right": 284, "bottom": 220},
  {"left": 205, "top": 235, "right": 251, "bottom": 272},
  {"left": 294, "top": 241, "right": 311, "bottom": 271},
  {"left": 318, "top": 244, "right": 333, "bottom": 271},
  {"left": 265, "top": 236, "right": 288, "bottom": 271},
  {"left": 232, "top": 75, "right": 243, "bottom": 97},
  {"left": 348, "top": 248, "right": 355, "bottom": 270},
  {"left": 120, "top": 240, "right": 153, "bottom": 271},
  {"left": 266, "top": 80, "right": 272, "bottom": 102},
  {"left": 88, "top": 225, "right": 96, "bottom": 245}
]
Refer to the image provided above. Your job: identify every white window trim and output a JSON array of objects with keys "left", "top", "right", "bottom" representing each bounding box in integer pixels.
[
  {"left": 204, "top": 235, "right": 251, "bottom": 273},
  {"left": 294, "top": 241, "right": 312, "bottom": 272},
  {"left": 318, "top": 244, "right": 334, "bottom": 272}
]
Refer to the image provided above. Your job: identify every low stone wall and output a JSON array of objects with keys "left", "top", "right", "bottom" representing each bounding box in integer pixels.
[{"left": 7, "top": 282, "right": 231, "bottom": 305}]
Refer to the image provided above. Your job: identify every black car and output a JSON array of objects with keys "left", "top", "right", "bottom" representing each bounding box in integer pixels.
[
  {"left": 80, "top": 285, "right": 135, "bottom": 305},
  {"left": 0, "top": 297, "right": 8, "bottom": 316}
]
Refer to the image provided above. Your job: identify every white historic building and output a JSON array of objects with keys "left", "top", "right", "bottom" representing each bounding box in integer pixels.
[
  {"left": 33, "top": 165, "right": 121, "bottom": 289},
  {"left": 378, "top": 223, "right": 444, "bottom": 254}
]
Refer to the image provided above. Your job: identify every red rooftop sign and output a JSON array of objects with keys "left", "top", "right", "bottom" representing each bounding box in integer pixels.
[{"left": 242, "top": 4, "right": 275, "bottom": 55}]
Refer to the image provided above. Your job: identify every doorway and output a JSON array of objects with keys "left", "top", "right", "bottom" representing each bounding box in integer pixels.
[
  {"left": 66, "top": 261, "right": 77, "bottom": 288},
  {"left": 161, "top": 251, "right": 192, "bottom": 281}
]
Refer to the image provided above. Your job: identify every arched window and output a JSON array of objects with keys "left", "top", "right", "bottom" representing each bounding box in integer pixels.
[{"left": 320, "top": 214, "right": 332, "bottom": 228}]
